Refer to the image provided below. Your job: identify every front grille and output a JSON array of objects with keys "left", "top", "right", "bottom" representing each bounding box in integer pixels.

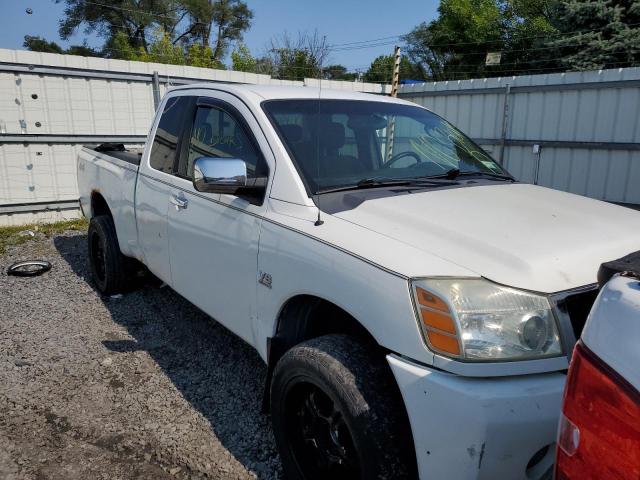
[{"left": 562, "top": 288, "right": 599, "bottom": 338}]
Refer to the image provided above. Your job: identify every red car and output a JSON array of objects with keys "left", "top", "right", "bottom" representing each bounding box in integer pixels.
[{"left": 555, "top": 257, "right": 640, "bottom": 480}]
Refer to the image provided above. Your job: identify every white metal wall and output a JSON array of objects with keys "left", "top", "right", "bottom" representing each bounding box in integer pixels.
[{"left": 399, "top": 67, "right": 640, "bottom": 205}]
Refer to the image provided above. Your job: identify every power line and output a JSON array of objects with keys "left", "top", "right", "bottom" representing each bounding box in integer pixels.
[
  {"left": 79, "top": 0, "right": 183, "bottom": 21},
  {"left": 429, "top": 61, "right": 639, "bottom": 76},
  {"left": 328, "top": 21, "right": 640, "bottom": 53},
  {"left": 425, "top": 21, "right": 640, "bottom": 49},
  {"left": 327, "top": 35, "right": 402, "bottom": 48},
  {"left": 330, "top": 40, "right": 399, "bottom": 52}
]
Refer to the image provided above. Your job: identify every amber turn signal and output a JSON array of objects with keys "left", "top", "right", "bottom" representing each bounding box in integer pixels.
[
  {"left": 427, "top": 330, "right": 461, "bottom": 356},
  {"left": 415, "top": 287, "right": 461, "bottom": 356},
  {"left": 416, "top": 287, "right": 450, "bottom": 313},
  {"left": 421, "top": 309, "right": 457, "bottom": 334}
]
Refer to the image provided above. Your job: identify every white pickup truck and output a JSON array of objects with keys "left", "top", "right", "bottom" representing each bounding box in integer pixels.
[{"left": 77, "top": 84, "right": 640, "bottom": 480}]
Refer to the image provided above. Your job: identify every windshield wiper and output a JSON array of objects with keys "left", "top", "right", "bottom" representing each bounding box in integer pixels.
[
  {"left": 316, "top": 177, "right": 414, "bottom": 194},
  {"left": 458, "top": 170, "right": 515, "bottom": 181},
  {"left": 424, "top": 168, "right": 515, "bottom": 182},
  {"left": 316, "top": 175, "right": 463, "bottom": 195}
]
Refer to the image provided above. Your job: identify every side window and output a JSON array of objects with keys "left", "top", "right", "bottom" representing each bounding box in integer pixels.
[
  {"left": 183, "top": 106, "right": 268, "bottom": 180},
  {"left": 149, "top": 96, "right": 191, "bottom": 174}
]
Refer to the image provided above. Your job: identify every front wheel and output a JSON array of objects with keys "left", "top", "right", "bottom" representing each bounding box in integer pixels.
[{"left": 270, "top": 335, "right": 417, "bottom": 480}]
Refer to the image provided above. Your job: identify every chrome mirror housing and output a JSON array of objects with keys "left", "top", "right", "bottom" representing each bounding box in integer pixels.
[{"left": 193, "top": 157, "right": 247, "bottom": 194}]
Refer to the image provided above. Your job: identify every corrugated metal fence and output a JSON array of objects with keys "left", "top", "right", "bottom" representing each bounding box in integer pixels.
[
  {"left": 398, "top": 68, "right": 640, "bottom": 206},
  {"left": 0, "top": 47, "right": 638, "bottom": 225},
  {"left": 0, "top": 48, "right": 389, "bottom": 225}
]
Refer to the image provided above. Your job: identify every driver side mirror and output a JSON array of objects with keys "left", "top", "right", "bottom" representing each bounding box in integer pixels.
[{"left": 193, "top": 157, "right": 247, "bottom": 194}]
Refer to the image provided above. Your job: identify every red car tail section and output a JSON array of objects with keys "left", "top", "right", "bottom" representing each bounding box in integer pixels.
[{"left": 556, "top": 342, "right": 640, "bottom": 480}]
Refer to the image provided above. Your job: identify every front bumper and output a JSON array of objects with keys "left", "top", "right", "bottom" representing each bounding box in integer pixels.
[{"left": 388, "top": 354, "right": 565, "bottom": 480}]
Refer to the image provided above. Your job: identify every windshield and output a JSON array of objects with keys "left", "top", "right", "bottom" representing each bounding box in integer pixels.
[{"left": 263, "top": 99, "right": 509, "bottom": 193}]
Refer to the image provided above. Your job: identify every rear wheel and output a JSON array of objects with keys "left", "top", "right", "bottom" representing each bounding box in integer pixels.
[
  {"left": 88, "top": 215, "right": 135, "bottom": 295},
  {"left": 270, "top": 334, "right": 417, "bottom": 480}
]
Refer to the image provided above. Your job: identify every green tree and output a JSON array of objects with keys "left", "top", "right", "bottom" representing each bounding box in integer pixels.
[
  {"left": 55, "top": 0, "right": 252, "bottom": 65},
  {"left": 176, "top": 0, "right": 253, "bottom": 63},
  {"left": 138, "top": 30, "right": 186, "bottom": 65},
  {"left": 254, "top": 56, "right": 278, "bottom": 76},
  {"left": 105, "top": 29, "right": 225, "bottom": 68},
  {"left": 107, "top": 31, "right": 142, "bottom": 60},
  {"left": 273, "top": 48, "right": 319, "bottom": 80},
  {"left": 403, "top": 0, "right": 507, "bottom": 80},
  {"left": 264, "top": 31, "right": 329, "bottom": 81},
  {"left": 500, "top": 0, "right": 561, "bottom": 74},
  {"left": 322, "top": 64, "right": 357, "bottom": 81},
  {"left": 403, "top": 0, "right": 564, "bottom": 80},
  {"left": 231, "top": 43, "right": 257, "bottom": 72},
  {"left": 66, "top": 43, "right": 101, "bottom": 57},
  {"left": 56, "top": 0, "right": 178, "bottom": 54},
  {"left": 23, "top": 36, "right": 65, "bottom": 54},
  {"left": 188, "top": 43, "right": 224, "bottom": 68},
  {"left": 362, "top": 54, "right": 426, "bottom": 83},
  {"left": 548, "top": 0, "right": 640, "bottom": 70},
  {"left": 24, "top": 35, "right": 100, "bottom": 57}
]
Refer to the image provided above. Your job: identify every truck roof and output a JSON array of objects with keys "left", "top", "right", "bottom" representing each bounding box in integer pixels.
[{"left": 169, "top": 82, "right": 416, "bottom": 106}]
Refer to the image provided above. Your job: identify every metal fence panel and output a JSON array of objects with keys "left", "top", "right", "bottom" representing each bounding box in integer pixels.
[
  {"left": 0, "top": 143, "right": 82, "bottom": 205},
  {"left": 399, "top": 67, "right": 640, "bottom": 206}
]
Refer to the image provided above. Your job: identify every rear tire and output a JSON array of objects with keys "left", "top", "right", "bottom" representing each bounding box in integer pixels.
[
  {"left": 270, "top": 334, "right": 417, "bottom": 480},
  {"left": 87, "top": 215, "right": 135, "bottom": 295}
]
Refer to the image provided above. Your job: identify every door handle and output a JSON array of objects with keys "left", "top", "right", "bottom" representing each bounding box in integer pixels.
[{"left": 170, "top": 193, "right": 188, "bottom": 210}]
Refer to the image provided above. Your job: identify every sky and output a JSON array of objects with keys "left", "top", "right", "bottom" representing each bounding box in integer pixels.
[{"left": 0, "top": 0, "right": 439, "bottom": 70}]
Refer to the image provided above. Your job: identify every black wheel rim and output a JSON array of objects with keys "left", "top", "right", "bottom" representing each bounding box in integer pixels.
[
  {"left": 284, "top": 381, "right": 360, "bottom": 479},
  {"left": 90, "top": 231, "right": 106, "bottom": 282},
  {"left": 6, "top": 260, "right": 52, "bottom": 277}
]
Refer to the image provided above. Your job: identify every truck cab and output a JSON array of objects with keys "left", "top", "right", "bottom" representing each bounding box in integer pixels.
[{"left": 77, "top": 84, "right": 640, "bottom": 479}]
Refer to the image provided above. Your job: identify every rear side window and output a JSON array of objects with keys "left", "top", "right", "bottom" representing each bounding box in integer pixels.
[{"left": 149, "top": 96, "right": 191, "bottom": 174}]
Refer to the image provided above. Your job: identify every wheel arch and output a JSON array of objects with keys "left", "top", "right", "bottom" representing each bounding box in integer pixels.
[
  {"left": 89, "top": 191, "right": 133, "bottom": 259},
  {"left": 90, "top": 190, "right": 113, "bottom": 220},
  {"left": 262, "top": 293, "right": 382, "bottom": 411}
]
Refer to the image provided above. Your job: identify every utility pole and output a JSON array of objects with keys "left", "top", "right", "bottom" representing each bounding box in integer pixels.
[
  {"left": 498, "top": 83, "right": 511, "bottom": 165},
  {"left": 386, "top": 45, "right": 401, "bottom": 160},
  {"left": 152, "top": 71, "right": 161, "bottom": 111},
  {"left": 390, "top": 45, "right": 401, "bottom": 98}
]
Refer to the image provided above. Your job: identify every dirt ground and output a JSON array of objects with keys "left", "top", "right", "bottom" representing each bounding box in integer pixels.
[{"left": 0, "top": 228, "right": 282, "bottom": 479}]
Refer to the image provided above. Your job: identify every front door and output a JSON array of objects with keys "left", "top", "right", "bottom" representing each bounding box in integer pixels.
[{"left": 167, "top": 93, "right": 271, "bottom": 345}]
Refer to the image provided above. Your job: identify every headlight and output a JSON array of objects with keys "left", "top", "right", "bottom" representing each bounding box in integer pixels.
[{"left": 411, "top": 278, "right": 563, "bottom": 361}]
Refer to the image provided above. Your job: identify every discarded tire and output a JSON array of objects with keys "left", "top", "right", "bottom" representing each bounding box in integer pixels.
[{"left": 6, "top": 260, "right": 52, "bottom": 277}]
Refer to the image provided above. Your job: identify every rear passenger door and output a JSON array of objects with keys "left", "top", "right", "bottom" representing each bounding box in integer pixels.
[
  {"left": 136, "top": 95, "right": 195, "bottom": 283},
  {"left": 166, "top": 93, "right": 271, "bottom": 345}
]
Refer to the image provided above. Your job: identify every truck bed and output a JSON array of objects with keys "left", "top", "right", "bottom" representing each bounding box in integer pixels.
[
  {"left": 83, "top": 143, "right": 144, "bottom": 166},
  {"left": 77, "top": 143, "right": 143, "bottom": 260}
]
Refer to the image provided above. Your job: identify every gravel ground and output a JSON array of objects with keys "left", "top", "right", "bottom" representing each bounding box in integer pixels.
[{"left": 0, "top": 229, "right": 282, "bottom": 479}]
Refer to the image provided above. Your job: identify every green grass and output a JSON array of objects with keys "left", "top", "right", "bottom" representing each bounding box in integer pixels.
[{"left": 0, "top": 218, "right": 88, "bottom": 256}]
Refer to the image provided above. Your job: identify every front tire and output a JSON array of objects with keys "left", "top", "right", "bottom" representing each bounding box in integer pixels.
[
  {"left": 270, "top": 334, "right": 417, "bottom": 480},
  {"left": 87, "top": 215, "right": 133, "bottom": 295}
]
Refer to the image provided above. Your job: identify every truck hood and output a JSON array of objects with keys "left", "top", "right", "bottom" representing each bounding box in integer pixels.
[{"left": 333, "top": 183, "right": 640, "bottom": 293}]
